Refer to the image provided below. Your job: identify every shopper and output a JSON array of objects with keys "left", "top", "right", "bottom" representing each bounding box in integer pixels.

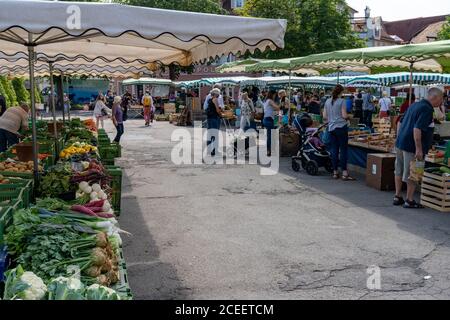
[
  {"left": 206, "top": 88, "right": 222, "bottom": 157},
  {"left": 362, "top": 91, "right": 375, "bottom": 128},
  {"left": 111, "top": 96, "right": 124, "bottom": 144},
  {"left": 121, "top": 90, "right": 132, "bottom": 121},
  {"left": 354, "top": 91, "right": 363, "bottom": 122},
  {"left": 278, "top": 90, "right": 289, "bottom": 115},
  {"left": 379, "top": 92, "right": 392, "bottom": 118},
  {"left": 0, "top": 103, "right": 29, "bottom": 152},
  {"left": 239, "top": 92, "right": 255, "bottom": 135},
  {"left": 394, "top": 87, "right": 443, "bottom": 209},
  {"left": 203, "top": 84, "right": 225, "bottom": 111},
  {"left": 323, "top": 85, "right": 354, "bottom": 181},
  {"left": 93, "top": 94, "right": 110, "bottom": 130},
  {"left": 444, "top": 93, "right": 450, "bottom": 111},
  {"left": 263, "top": 90, "right": 280, "bottom": 157},
  {"left": 307, "top": 95, "right": 321, "bottom": 115},
  {"left": 400, "top": 93, "right": 416, "bottom": 114},
  {"left": 142, "top": 91, "right": 154, "bottom": 127},
  {"left": 106, "top": 90, "right": 114, "bottom": 109}
]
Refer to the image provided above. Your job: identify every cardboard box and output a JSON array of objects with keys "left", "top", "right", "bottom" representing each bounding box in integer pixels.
[
  {"left": 279, "top": 132, "right": 300, "bottom": 157},
  {"left": 366, "top": 153, "right": 396, "bottom": 191}
]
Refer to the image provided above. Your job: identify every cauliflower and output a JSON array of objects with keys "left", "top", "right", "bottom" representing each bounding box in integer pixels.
[
  {"left": 85, "top": 284, "right": 121, "bottom": 300},
  {"left": 47, "top": 276, "right": 85, "bottom": 300},
  {"left": 3, "top": 266, "right": 47, "bottom": 300},
  {"left": 20, "top": 272, "right": 48, "bottom": 300}
]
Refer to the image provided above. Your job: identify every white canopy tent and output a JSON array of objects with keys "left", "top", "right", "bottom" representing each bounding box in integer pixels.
[{"left": 0, "top": 0, "right": 286, "bottom": 178}]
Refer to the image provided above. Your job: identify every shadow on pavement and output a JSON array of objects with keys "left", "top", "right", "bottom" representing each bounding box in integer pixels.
[
  {"left": 277, "top": 157, "right": 450, "bottom": 248},
  {"left": 119, "top": 170, "right": 189, "bottom": 300}
]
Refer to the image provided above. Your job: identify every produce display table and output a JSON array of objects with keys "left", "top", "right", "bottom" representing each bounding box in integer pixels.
[
  {"left": 0, "top": 118, "right": 131, "bottom": 300},
  {"left": 348, "top": 142, "right": 393, "bottom": 169}
]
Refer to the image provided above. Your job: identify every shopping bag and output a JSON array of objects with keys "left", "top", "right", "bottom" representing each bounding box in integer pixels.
[
  {"left": 409, "top": 159, "right": 425, "bottom": 183},
  {"left": 321, "top": 128, "right": 331, "bottom": 146}
]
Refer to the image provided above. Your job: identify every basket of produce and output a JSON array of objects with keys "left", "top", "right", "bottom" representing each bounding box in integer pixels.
[
  {"left": 59, "top": 142, "right": 98, "bottom": 160},
  {"left": 0, "top": 160, "right": 43, "bottom": 178},
  {"left": 47, "top": 121, "right": 64, "bottom": 135},
  {"left": 15, "top": 142, "right": 38, "bottom": 162}
]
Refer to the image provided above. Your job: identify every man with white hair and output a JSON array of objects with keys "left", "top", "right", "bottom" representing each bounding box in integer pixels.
[
  {"left": 203, "top": 84, "right": 225, "bottom": 111},
  {"left": 394, "top": 87, "right": 444, "bottom": 209}
]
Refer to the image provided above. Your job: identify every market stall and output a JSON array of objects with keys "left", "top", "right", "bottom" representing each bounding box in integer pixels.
[
  {"left": 0, "top": 0, "right": 287, "bottom": 300},
  {"left": 0, "top": 0, "right": 286, "bottom": 180}
]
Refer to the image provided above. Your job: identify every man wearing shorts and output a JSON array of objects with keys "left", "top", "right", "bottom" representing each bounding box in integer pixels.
[{"left": 394, "top": 87, "right": 443, "bottom": 209}]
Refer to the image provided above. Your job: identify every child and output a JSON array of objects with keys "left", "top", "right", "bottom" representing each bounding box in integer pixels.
[{"left": 304, "top": 117, "right": 325, "bottom": 150}]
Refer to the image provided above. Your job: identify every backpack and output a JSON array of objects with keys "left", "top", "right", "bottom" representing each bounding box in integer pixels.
[{"left": 143, "top": 95, "right": 151, "bottom": 107}]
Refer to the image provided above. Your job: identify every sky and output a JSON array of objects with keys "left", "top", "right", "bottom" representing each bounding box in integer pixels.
[{"left": 346, "top": 0, "right": 450, "bottom": 21}]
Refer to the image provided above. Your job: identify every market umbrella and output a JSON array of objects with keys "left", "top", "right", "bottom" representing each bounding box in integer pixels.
[
  {"left": 0, "top": 0, "right": 287, "bottom": 179},
  {"left": 247, "top": 40, "right": 450, "bottom": 102},
  {"left": 344, "top": 72, "right": 450, "bottom": 87}
]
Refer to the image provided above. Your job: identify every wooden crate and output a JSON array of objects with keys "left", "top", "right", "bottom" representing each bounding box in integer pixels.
[{"left": 420, "top": 171, "right": 450, "bottom": 212}]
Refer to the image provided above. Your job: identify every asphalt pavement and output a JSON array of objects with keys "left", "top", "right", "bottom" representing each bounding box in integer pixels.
[{"left": 104, "top": 119, "right": 450, "bottom": 300}]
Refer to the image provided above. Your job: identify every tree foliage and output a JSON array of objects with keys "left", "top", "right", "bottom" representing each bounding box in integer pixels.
[
  {"left": 0, "top": 76, "right": 17, "bottom": 107},
  {"left": 437, "top": 16, "right": 450, "bottom": 40},
  {"left": 116, "top": 0, "right": 226, "bottom": 14},
  {"left": 12, "top": 77, "right": 30, "bottom": 105},
  {"left": 237, "top": 0, "right": 364, "bottom": 58}
]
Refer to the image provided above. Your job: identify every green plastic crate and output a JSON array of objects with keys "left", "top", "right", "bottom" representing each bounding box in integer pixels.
[
  {"left": 0, "top": 199, "right": 23, "bottom": 246},
  {"left": 106, "top": 166, "right": 122, "bottom": 214},
  {"left": 111, "top": 248, "right": 132, "bottom": 299},
  {"left": 0, "top": 179, "right": 32, "bottom": 208},
  {"left": 99, "top": 145, "right": 121, "bottom": 161},
  {"left": 0, "top": 171, "right": 34, "bottom": 180}
]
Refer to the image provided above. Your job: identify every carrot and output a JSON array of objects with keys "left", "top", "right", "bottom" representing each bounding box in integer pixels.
[{"left": 71, "top": 205, "right": 98, "bottom": 217}]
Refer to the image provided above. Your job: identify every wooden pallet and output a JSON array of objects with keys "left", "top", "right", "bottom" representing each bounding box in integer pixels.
[{"left": 420, "top": 171, "right": 450, "bottom": 212}]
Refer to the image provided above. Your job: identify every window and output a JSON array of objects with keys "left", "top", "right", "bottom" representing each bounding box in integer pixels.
[{"left": 231, "top": 0, "right": 245, "bottom": 8}]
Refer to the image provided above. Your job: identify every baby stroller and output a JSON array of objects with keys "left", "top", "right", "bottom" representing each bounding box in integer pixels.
[{"left": 291, "top": 113, "right": 333, "bottom": 176}]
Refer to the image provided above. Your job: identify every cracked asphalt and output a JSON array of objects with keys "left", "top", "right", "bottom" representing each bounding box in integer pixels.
[{"left": 105, "top": 119, "right": 450, "bottom": 300}]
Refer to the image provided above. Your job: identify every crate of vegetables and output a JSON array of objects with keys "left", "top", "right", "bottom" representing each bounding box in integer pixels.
[
  {"left": 105, "top": 166, "right": 122, "bottom": 215},
  {"left": 0, "top": 160, "right": 42, "bottom": 179},
  {"left": 0, "top": 198, "right": 23, "bottom": 245},
  {"left": 0, "top": 176, "right": 33, "bottom": 208},
  {"left": 111, "top": 248, "right": 132, "bottom": 299}
]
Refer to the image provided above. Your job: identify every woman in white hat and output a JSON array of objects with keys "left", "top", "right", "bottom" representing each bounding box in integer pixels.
[{"left": 112, "top": 96, "right": 124, "bottom": 143}]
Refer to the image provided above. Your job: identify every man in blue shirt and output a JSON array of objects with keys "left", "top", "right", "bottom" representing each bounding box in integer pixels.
[{"left": 394, "top": 87, "right": 443, "bottom": 209}]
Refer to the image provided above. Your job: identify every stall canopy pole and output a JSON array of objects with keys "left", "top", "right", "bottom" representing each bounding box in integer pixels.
[
  {"left": 409, "top": 62, "right": 414, "bottom": 105},
  {"left": 49, "top": 62, "right": 58, "bottom": 140},
  {"left": 27, "top": 34, "right": 39, "bottom": 183},
  {"left": 65, "top": 75, "right": 71, "bottom": 121},
  {"left": 337, "top": 67, "right": 341, "bottom": 85},
  {"left": 59, "top": 72, "right": 65, "bottom": 123},
  {"left": 288, "top": 70, "right": 292, "bottom": 122}
]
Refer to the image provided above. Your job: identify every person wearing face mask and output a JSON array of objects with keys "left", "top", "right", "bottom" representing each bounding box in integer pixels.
[
  {"left": 0, "top": 102, "right": 29, "bottom": 152},
  {"left": 394, "top": 87, "right": 444, "bottom": 209},
  {"left": 323, "top": 85, "right": 354, "bottom": 181}
]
